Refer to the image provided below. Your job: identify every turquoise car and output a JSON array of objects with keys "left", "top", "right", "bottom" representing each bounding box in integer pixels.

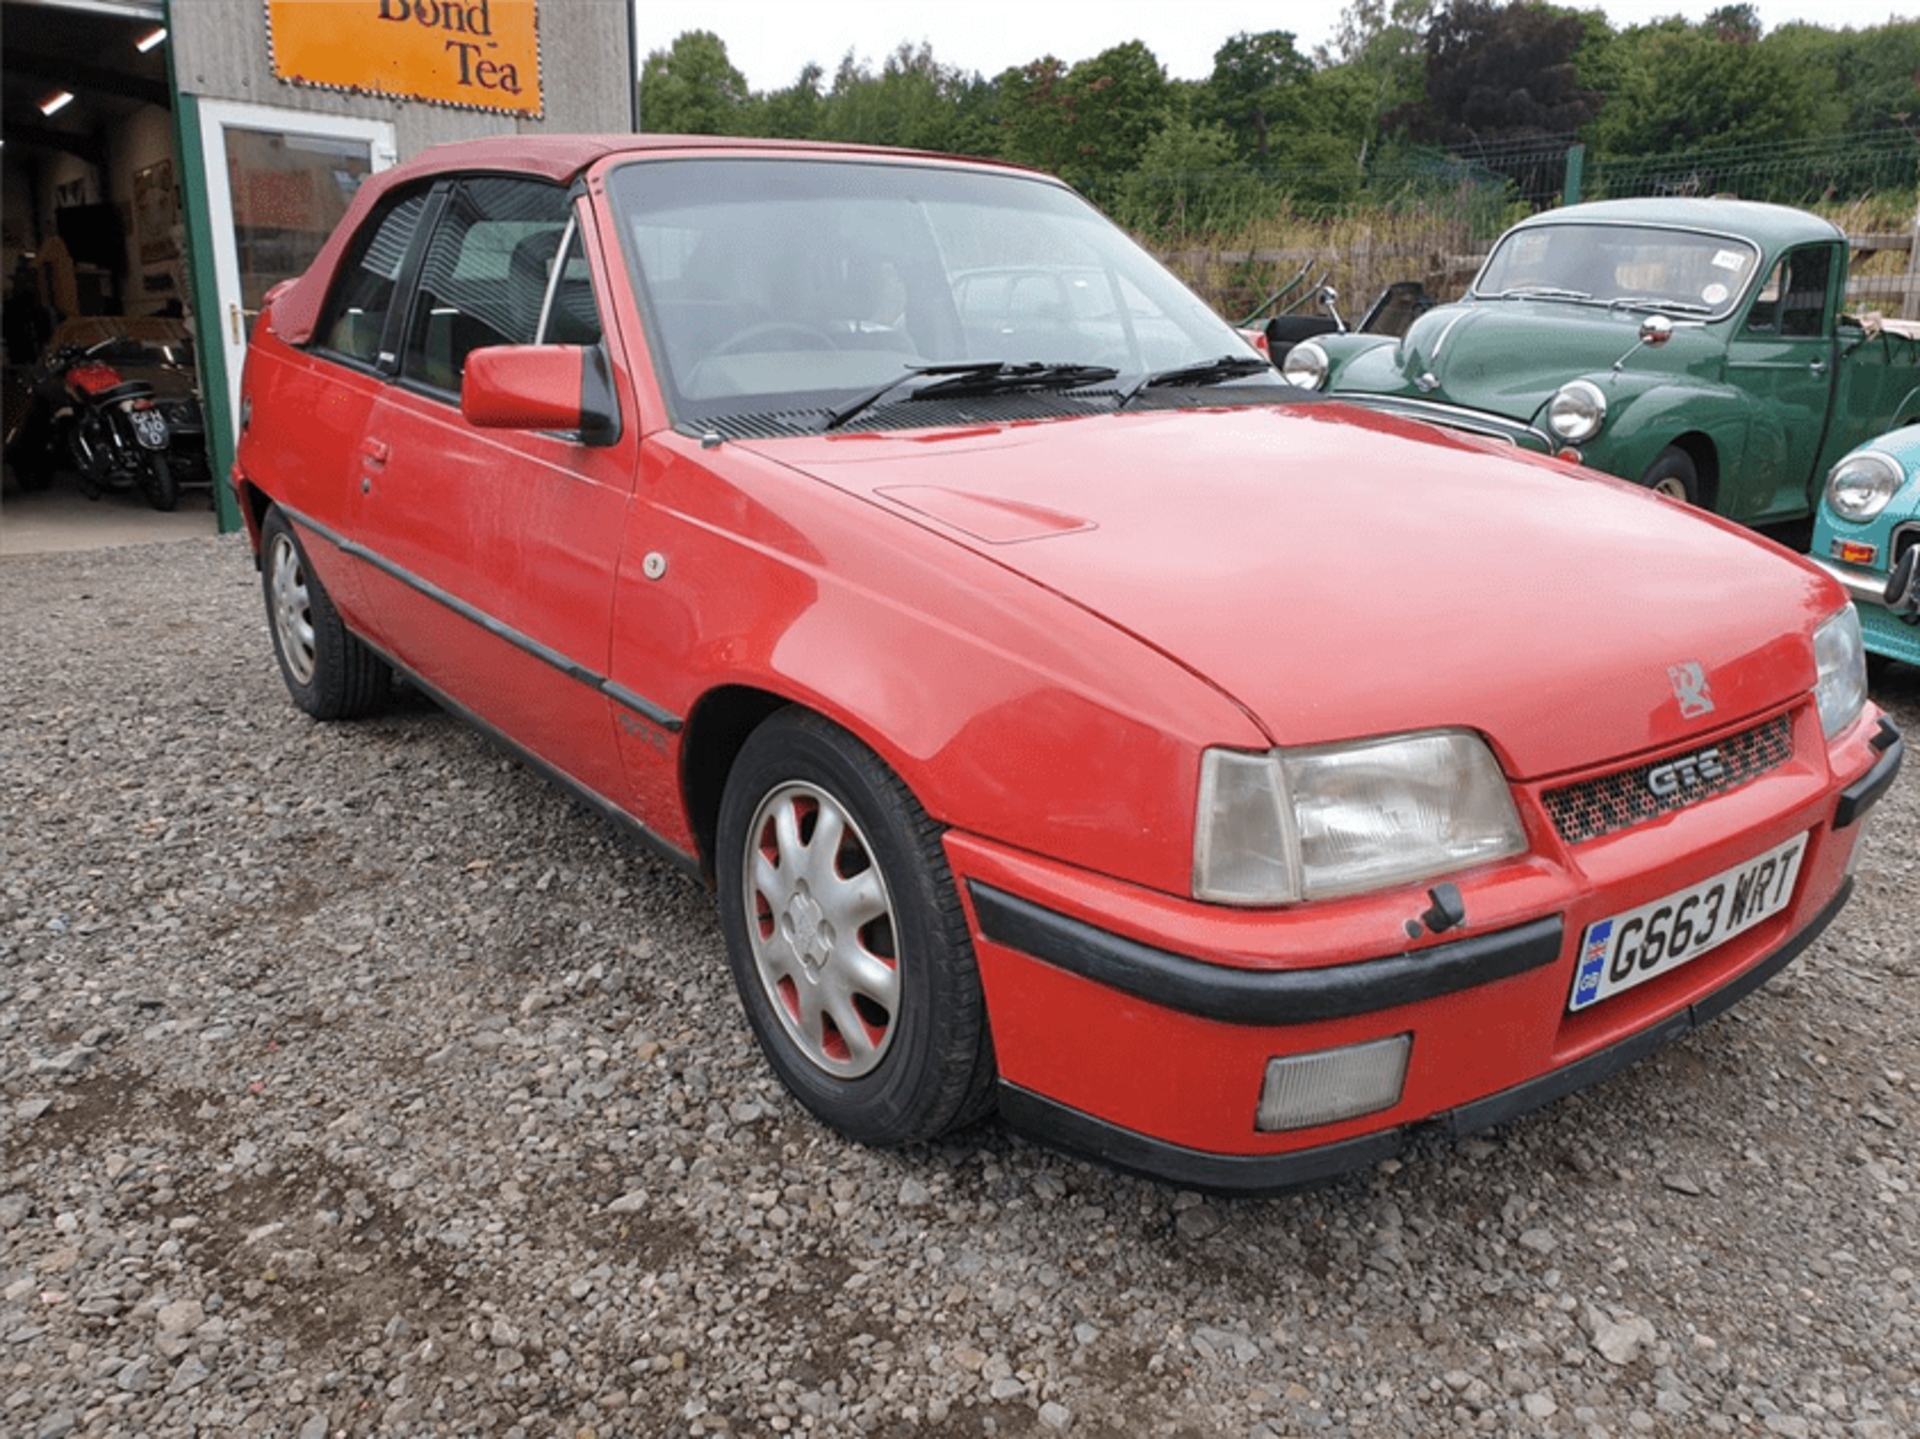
[
  {"left": 1282, "top": 198, "right": 1920, "bottom": 525},
  {"left": 1810, "top": 428, "right": 1920, "bottom": 669}
]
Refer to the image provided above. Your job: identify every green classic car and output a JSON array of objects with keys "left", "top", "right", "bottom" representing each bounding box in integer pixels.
[{"left": 1282, "top": 198, "right": 1920, "bottom": 524}]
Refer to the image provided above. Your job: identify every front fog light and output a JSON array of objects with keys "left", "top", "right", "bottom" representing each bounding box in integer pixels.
[{"left": 1257, "top": 1034, "right": 1412, "bottom": 1132}]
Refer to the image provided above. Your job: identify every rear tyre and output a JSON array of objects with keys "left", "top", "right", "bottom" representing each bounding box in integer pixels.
[
  {"left": 716, "top": 709, "right": 996, "bottom": 1147},
  {"left": 260, "top": 506, "right": 390, "bottom": 720},
  {"left": 1639, "top": 446, "right": 1699, "bottom": 505}
]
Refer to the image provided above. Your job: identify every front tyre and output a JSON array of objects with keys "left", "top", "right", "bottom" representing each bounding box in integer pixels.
[
  {"left": 716, "top": 709, "right": 996, "bottom": 1147},
  {"left": 141, "top": 453, "right": 178, "bottom": 512},
  {"left": 1639, "top": 445, "right": 1700, "bottom": 505},
  {"left": 259, "top": 506, "right": 390, "bottom": 720}
]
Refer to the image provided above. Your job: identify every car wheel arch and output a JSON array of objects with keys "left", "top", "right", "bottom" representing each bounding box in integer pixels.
[{"left": 1663, "top": 433, "right": 1719, "bottom": 510}]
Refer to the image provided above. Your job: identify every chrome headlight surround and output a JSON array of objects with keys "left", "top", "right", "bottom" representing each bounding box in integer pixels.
[
  {"left": 1824, "top": 449, "right": 1905, "bottom": 523},
  {"left": 1813, "top": 605, "right": 1868, "bottom": 740},
  {"left": 1545, "top": 380, "right": 1607, "bottom": 444},
  {"left": 1194, "top": 730, "right": 1526, "bottom": 906},
  {"left": 1281, "top": 340, "right": 1329, "bottom": 391}
]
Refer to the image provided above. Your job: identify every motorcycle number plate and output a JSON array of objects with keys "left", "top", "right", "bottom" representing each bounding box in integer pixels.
[{"left": 130, "top": 410, "right": 170, "bottom": 449}]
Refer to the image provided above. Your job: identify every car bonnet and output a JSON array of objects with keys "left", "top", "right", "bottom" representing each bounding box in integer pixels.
[
  {"left": 1345, "top": 302, "right": 1708, "bottom": 421},
  {"left": 750, "top": 402, "right": 1837, "bottom": 779}
]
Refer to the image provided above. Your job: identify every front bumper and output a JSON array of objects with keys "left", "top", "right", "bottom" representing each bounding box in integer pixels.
[{"left": 951, "top": 709, "right": 1901, "bottom": 1194}]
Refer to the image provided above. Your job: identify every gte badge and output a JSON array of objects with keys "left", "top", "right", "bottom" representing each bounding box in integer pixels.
[{"left": 1668, "top": 661, "right": 1715, "bottom": 718}]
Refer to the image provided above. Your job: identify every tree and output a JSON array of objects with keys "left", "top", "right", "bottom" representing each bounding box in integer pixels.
[
  {"left": 753, "top": 62, "right": 827, "bottom": 140},
  {"left": 1395, "top": 1, "right": 1602, "bottom": 145},
  {"left": 820, "top": 44, "right": 980, "bottom": 152},
  {"left": 1203, "top": 31, "right": 1313, "bottom": 161},
  {"left": 995, "top": 41, "right": 1173, "bottom": 187},
  {"left": 1585, "top": 17, "right": 1819, "bottom": 157},
  {"left": 638, "top": 31, "right": 749, "bottom": 135},
  {"left": 1112, "top": 119, "right": 1268, "bottom": 233},
  {"left": 1763, "top": 20, "right": 1920, "bottom": 137},
  {"left": 1065, "top": 41, "right": 1175, "bottom": 180}
]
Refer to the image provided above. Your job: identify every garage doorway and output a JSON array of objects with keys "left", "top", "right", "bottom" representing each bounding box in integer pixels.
[{"left": 181, "top": 100, "right": 395, "bottom": 529}]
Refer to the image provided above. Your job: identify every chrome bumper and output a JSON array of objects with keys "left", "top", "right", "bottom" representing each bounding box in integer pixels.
[
  {"left": 1325, "top": 392, "right": 1555, "bottom": 452},
  {"left": 1807, "top": 556, "right": 1888, "bottom": 608}
]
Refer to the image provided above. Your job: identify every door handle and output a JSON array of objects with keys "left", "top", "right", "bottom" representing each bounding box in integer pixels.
[
  {"left": 1810, "top": 357, "right": 1828, "bottom": 376},
  {"left": 360, "top": 437, "right": 390, "bottom": 466}
]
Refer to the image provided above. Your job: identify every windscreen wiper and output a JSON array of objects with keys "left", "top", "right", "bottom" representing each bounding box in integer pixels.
[
  {"left": 1116, "top": 354, "right": 1274, "bottom": 407},
  {"left": 1607, "top": 296, "right": 1713, "bottom": 315},
  {"left": 1486, "top": 285, "right": 1592, "bottom": 302},
  {"left": 822, "top": 361, "right": 1118, "bottom": 431}
]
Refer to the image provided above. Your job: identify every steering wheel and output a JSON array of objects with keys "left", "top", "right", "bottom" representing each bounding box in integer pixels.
[{"left": 712, "top": 321, "right": 840, "bottom": 356}]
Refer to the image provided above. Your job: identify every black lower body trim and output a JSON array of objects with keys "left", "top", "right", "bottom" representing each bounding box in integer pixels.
[
  {"left": 997, "top": 1083, "right": 1405, "bottom": 1196},
  {"left": 971, "top": 882, "right": 1562, "bottom": 1026},
  {"left": 997, "top": 877, "right": 1853, "bottom": 1196},
  {"left": 1834, "top": 719, "right": 1903, "bottom": 830}
]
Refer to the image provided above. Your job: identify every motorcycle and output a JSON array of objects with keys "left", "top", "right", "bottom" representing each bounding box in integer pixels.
[{"left": 5, "top": 323, "right": 208, "bottom": 511}]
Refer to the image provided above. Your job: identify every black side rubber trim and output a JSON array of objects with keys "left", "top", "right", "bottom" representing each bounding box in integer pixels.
[
  {"left": 1834, "top": 720, "right": 1903, "bottom": 830},
  {"left": 969, "top": 883, "right": 1563, "bottom": 1026},
  {"left": 996, "top": 1083, "right": 1404, "bottom": 1197},
  {"left": 996, "top": 878, "right": 1853, "bottom": 1195},
  {"left": 1450, "top": 876, "right": 1852, "bottom": 1137},
  {"left": 280, "top": 503, "right": 682, "bottom": 734}
]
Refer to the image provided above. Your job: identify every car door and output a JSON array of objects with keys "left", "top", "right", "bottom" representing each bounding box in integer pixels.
[
  {"left": 249, "top": 182, "right": 436, "bottom": 623},
  {"left": 1724, "top": 241, "right": 1841, "bottom": 517},
  {"left": 349, "top": 175, "right": 639, "bottom": 805}
]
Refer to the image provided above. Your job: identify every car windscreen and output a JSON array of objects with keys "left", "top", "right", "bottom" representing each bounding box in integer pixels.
[
  {"left": 606, "top": 156, "right": 1249, "bottom": 429},
  {"left": 1472, "top": 223, "right": 1761, "bottom": 319}
]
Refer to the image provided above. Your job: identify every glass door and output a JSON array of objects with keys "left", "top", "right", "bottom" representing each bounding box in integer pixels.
[{"left": 186, "top": 100, "right": 394, "bottom": 526}]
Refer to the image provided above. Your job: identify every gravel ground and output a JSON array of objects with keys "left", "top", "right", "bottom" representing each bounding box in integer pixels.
[{"left": 3, "top": 534, "right": 1918, "bottom": 1439}]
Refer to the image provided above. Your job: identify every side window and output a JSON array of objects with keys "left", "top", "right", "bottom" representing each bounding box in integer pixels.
[
  {"left": 401, "top": 176, "right": 576, "bottom": 396},
  {"left": 315, "top": 189, "right": 430, "bottom": 365},
  {"left": 1744, "top": 247, "right": 1833, "bottom": 338}
]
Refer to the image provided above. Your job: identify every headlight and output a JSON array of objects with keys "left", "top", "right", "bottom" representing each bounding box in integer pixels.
[
  {"left": 1281, "top": 340, "right": 1329, "bottom": 391},
  {"left": 1545, "top": 380, "right": 1607, "bottom": 444},
  {"left": 1194, "top": 730, "right": 1525, "bottom": 905},
  {"left": 1813, "top": 605, "right": 1867, "bottom": 739},
  {"left": 1824, "top": 450, "right": 1905, "bottom": 523}
]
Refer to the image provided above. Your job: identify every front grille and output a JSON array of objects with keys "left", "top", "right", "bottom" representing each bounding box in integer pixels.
[{"left": 1543, "top": 713, "right": 1795, "bottom": 846}]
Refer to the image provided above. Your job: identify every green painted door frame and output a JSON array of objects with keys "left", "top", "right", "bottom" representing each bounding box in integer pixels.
[{"left": 169, "top": 92, "right": 241, "bottom": 534}]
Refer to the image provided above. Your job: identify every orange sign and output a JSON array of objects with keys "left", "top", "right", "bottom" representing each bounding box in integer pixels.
[{"left": 266, "top": 0, "right": 543, "bottom": 118}]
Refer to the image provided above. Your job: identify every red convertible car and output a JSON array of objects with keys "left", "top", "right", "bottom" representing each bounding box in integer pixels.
[{"left": 233, "top": 135, "right": 1902, "bottom": 1192}]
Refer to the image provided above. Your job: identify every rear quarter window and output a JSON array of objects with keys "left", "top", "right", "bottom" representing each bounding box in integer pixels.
[{"left": 315, "top": 188, "right": 430, "bottom": 366}]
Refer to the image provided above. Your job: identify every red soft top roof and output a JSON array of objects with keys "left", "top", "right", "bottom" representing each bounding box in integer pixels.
[{"left": 266, "top": 133, "right": 1022, "bottom": 345}]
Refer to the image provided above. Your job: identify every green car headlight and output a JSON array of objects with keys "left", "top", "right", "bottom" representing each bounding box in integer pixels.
[
  {"left": 1545, "top": 380, "right": 1607, "bottom": 444},
  {"left": 1194, "top": 730, "right": 1526, "bottom": 905},
  {"left": 1281, "top": 340, "right": 1329, "bottom": 391},
  {"left": 1813, "top": 605, "right": 1867, "bottom": 740},
  {"left": 1824, "top": 450, "right": 1905, "bottom": 523}
]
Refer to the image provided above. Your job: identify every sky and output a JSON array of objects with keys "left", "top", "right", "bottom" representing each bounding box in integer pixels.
[{"left": 633, "top": 0, "right": 1918, "bottom": 93}]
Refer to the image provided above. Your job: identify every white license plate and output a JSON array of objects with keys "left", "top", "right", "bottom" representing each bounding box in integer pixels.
[{"left": 1569, "top": 833, "right": 1807, "bottom": 1012}]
